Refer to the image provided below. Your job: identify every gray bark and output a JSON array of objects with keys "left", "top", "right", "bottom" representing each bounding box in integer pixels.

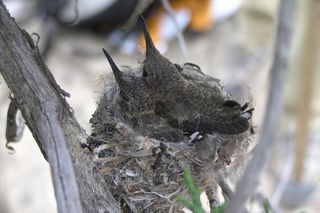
[
  {"left": 226, "top": 0, "right": 296, "bottom": 212},
  {"left": 0, "top": 1, "right": 121, "bottom": 212}
]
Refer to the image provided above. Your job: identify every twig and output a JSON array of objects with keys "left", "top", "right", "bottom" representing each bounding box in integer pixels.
[
  {"left": 123, "top": 0, "right": 154, "bottom": 30},
  {"left": 5, "top": 97, "right": 26, "bottom": 153},
  {"left": 218, "top": 179, "right": 233, "bottom": 200},
  {"left": 226, "top": 0, "right": 296, "bottom": 212},
  {"left": 161, "top": 0, "right": 188, "bottom": 58},
  {"left": 140, "top": 187, "right": 182, "bottom": 202}
]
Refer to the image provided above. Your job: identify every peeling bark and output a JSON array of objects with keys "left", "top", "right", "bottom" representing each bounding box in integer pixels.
[{"left": 0, "top": 1, "right": 121, "bottom": 212}]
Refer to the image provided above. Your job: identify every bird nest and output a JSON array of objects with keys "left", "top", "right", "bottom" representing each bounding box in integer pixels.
[{"left": 86, "top": 18, "right": 254, "bottom": 212}]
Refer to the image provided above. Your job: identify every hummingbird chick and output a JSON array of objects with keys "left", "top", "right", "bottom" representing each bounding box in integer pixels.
[
  {"left": 101, "top": 17, "right": 253, "bottom": 140},
  {"left": 141, "top": 17, "right": 187, "bottom": 97}
]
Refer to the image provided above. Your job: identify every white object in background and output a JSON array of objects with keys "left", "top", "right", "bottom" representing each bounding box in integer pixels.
[
  {"left": 59, "top": 0, "right": 116, "bottom": 23},
  {"left": 116, "top": 0, "right": 243, "bottom": 54},
  {"left": 3, "top": 0, "right": 38, "bottom": 23},
  {"left": 212, "top": 0, "right": 243, "bottom": 22}
]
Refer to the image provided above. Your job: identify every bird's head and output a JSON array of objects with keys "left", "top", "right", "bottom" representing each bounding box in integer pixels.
[{"left": 140, "top": 17, "right": 186, "bottom": 93}]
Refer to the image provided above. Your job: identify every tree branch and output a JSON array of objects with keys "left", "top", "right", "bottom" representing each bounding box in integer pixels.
[
  {"left": 226, "top": 0, "right": 296, "bottom": 212},
  {"left": 0, "top": 1, "right": 121, "bottom": 212}
]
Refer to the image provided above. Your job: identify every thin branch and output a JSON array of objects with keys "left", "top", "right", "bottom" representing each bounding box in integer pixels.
[
  {"left": 161, "top": 0, "right": 188, "bottom": 58},
  {"left": 123, "top": 0, "right": 154, "bottom": 30},
  {"left": 218, "top": 179, "right": 233, "bottom": 200},
  {"left": 226, "top": 0, "right": 296, "bottom": 212}
]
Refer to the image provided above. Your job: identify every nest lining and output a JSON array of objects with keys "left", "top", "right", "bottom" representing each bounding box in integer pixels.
[{"left": 88, "top": 75, "right": 253, "bottom": 212}]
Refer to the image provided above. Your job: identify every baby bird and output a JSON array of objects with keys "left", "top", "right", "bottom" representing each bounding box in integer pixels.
[{"left": 102, "top": 17, "right": 252, "bottom": 139}]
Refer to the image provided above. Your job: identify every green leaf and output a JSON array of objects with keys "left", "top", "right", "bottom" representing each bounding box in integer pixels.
[
  {"left": 177, "top": 195, "right": 194, "bottom": 210},
  {"left": 213, "top": 202, "right": 227, "bottom": 213},
  {"left": 263, "top": 199, "right": 271, "bottom": 213},
  {"left": 176, "top": 168, "right": 205, "bottom": 213}
]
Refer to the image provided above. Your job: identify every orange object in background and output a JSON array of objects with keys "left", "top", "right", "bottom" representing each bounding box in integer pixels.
[
  {"left": 186, "top": 0, "right": 213, "bottom": 32},
  {"left": 139, "top": 0, "right": 213, "bottom": 49}
]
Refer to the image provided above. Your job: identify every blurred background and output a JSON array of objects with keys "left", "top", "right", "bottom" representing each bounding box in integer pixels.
[{"left": 0, "top": 0, "right": 319, "bottom": 212}]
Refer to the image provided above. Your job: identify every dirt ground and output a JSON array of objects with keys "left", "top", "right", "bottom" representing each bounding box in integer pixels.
[{"left": 1, "top": 0, "right": 320, "bottom": 212}]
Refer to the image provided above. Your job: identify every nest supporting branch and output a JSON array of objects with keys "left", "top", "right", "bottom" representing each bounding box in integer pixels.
[{"left": 0, "top": 1, "right": 121, "bottom": 212}]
